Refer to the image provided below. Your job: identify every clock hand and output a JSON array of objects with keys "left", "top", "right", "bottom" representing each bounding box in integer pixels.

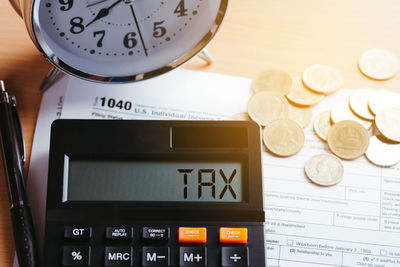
[
  {"left": 86, "top": 0, "right": 109, "bottom": 8},
  {"left": 86, "top": 0, "right": 123, "bottom": 27},
  {"left": 129, "top": 4, "right": 148, "bottom": 56}
]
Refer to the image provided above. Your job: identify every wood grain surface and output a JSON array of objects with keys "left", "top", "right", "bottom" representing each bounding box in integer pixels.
[{"left": 0, "top": 0, "right": 400, "bottom": 265}]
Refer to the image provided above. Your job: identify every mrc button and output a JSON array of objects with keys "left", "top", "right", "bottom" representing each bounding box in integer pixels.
[
  {"left": 178, "top": 228, "right": 207, "bottom": 243},
  {"left": 64, "top": 226, "right": 92, "bottom": 240},
  {"left": 105, "top": 227, "right": 133, "bottom": 240},
  {"left": 142, "top": 227, "right": 170, "bottom": 241},
  {"left": 104, "top": 246, "right": 133, "bottom": 266},
  {"left": 219, "top": 228, "right": 248, "bottom": 244}
]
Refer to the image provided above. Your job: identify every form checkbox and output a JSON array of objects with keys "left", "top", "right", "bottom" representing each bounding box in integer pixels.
[
  {"left": 287, "top": 240, "right": 294, "bottom": 246},
  {"left": 380, "top": 250, "right": 387, "bottom": 256}
]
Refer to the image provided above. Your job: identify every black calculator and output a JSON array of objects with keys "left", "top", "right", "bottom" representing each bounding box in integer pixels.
[{"left": 43, "top": 120, "right": 265, "bottom": 267}]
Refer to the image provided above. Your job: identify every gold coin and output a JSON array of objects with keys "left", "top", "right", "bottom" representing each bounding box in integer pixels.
[
  {"left": 302, "top": 65, "right": 344, "bottom": 94},
  {"left": 251, "top": 69, "right": 293, "bottom": 94},
  {"left": 358, "top": 49, "right": 399, "bottom": 80},
  {"left": 349, "top": 88, "right": 376, "bottom": 121},
  {"left": 365, "top": 136, "right": 400, "bottom": 167},
  {"left": 368, "top": 90, "right": 400, "bottom": 115},
  {"left": 263, "top": 119, "right": 305, "bottom": 157},
  {"left": 230, "top": 112, "right": 251, "bottom": 121},
  {"left": 327, "top": 120, "right": 370, "bottom": 160},
  {"left": 248, "top": 91, "right": 289, "bottom": 126},
  {"left": 313, "top": 111, "right": 333, "bottom": 142},
  {"left": 305, "top": 154, "right": 344, "bottom": 186},
  {"left": 287, "top": 103, "right": 312, "bottom": 128},
  {"left": 375, "top": 107, "right": 400, "bottom": 142},
  {"left": 330, "top": 101, "right": 372, "bottom": 129},
  {"left": 286, "top": 76, "right": 324, "bottom": 106}
]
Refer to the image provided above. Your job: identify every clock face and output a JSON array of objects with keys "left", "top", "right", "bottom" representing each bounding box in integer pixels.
[{"left": 32, "top": 0, "right": 227, "bottom": 81}]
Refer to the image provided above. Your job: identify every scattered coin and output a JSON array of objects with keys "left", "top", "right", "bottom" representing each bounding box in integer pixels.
[
  {"left": 248, "top": 91, "right": 289, "bottom": 126},
  {"left": 251, "top": 69, "right": 293, "bottom": 95},
  {"left": 365, "top": 136, "right": 400, "bottom": 167},
  {"left": 375, "top": 107, "right": 400, "bottom": 142},
  {"left": 313, "top": 111, "right": 333, "bottom": 142},
  {"left": 286, "top": 76, "right": 325, "bottom": 106},
  {"left": 287, "top": 103, "right": 312, "bottom": 128},
  {"left": 368, "top": 90, "right": 400, "bottom": 115},
  {"left": 230, "top": 112, "right": 251, "bottom": 121},
  {"left": 327, "top": 120, "right": 370, "bottom": 160},
  {"left": 302, "top": 65, "right": 344, "bottom": 94},
  {"left": 349, "top": 88, "right": 376, "bottom": 120},
  {"left": 358, "top": 49, "right": 399, "bottom": 80},
  {"left": 330, "top": 101, "right": 372, "bottom": 129},
  {"left": 263, "top": 119, "right": 305, "bottom": 157},
  {"left": 305, "top": 154, "right": 344, "bottom": 186}
]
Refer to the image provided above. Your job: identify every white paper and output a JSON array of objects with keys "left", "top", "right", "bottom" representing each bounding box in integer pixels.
[{"left": 20, "top": 69, "right": 400, "bottom": 267}]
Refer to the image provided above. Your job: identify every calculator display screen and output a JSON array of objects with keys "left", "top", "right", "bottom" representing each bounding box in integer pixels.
[{"left": 64, "top": 159, "right": 243, "bottom": 202}]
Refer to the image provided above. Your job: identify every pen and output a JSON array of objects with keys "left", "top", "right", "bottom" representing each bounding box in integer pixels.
[{"left": 0, "top": 81, "right": 40, "bottom": 267}]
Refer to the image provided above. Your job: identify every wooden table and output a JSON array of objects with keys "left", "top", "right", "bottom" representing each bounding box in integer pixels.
[{"left": 0, "top": 0, "right": 400, "bottom": 265}]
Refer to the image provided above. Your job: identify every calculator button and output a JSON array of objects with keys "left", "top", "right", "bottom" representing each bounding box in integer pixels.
[
  {"left": 105, "top": 227, "right": 133, "bottom": 240},
  {"left": 64, "top": 226, "right": 92, "bottom": 240},
  {"left": 104, "top": 246, "right": 133, "bottom": 266},
  {"left": 178, "top": 227, "right": 207, "bottom": 243},
  {"left": 221, "top": 247, "right": 249, "bottom": 267},
  {"left": 179, "top": 247, "right": 207, "bottom": 267},
  {"left": 142, "top": 247, "right": 170, "bottom": 266},
  {"left": 62, "top": 246, "right": 91, "bottom": 266},
  {"left": 219, "top": 228, "right": 248, "bottom": 244},
  {"left": 142, "top": 227, "right": 170, "bottom": 241}
]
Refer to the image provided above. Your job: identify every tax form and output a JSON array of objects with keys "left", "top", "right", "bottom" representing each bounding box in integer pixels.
[{"left": 17, "top": 69, "right": 400, "bottom": 267}]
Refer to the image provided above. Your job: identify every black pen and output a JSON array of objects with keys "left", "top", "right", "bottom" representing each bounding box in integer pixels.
[{"left": 0, "top": 81, "right": 40, "bottom": 267}]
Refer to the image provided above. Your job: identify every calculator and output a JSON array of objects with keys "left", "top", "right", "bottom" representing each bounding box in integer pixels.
[{"left": 43, "top": 120, "right": 265, "bottom": 267}]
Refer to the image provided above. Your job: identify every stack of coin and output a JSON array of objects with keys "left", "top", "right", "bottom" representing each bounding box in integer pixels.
[
  {"left": 232, "top": 66, "right": 343, "bottom": 157},
  {"left": 230, "top": 51, "right": 400, "bottom": 186}
]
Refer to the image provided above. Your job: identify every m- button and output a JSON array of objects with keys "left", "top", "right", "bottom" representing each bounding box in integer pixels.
[{"left": 178, "top": 227, "right": 207, "bottom": 243}]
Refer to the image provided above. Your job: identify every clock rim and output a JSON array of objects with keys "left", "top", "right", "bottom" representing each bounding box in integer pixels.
[{"left": 30, "top": 0, "right": 229, "bottom": 83}]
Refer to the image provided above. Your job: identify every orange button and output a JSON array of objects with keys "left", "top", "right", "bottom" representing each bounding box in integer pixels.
[
  {"left": 178, "top": 227, "right": 207, "bottom": 243},
  {"left": 219, "top": 228, "right": 248, "bottom": 243}
]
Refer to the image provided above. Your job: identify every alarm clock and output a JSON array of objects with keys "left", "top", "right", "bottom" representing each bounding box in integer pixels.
[{"left": 9, "top": 0, "right": 228, "bottom": 82}]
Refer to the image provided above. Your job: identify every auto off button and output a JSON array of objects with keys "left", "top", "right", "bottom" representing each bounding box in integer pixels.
[
  {"left": 104, "top": 247, "right": 133, "bottom": 266},
  {"left": 106, "top": 227, "right": 133, "bottom": 240}
]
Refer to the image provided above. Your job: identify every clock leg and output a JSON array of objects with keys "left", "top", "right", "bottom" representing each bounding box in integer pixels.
[
  {"left": 40, "top": 67, "right": 66, "bottom": 92},
  {"left": 197, "top": 49, "right": 214, "bottom": 65}
]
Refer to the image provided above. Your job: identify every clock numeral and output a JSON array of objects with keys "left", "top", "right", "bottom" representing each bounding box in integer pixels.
[
  {"left": 123, "top": 32, "right": 137, "bottom": 49},
  {"left": 70, "top": 17, "right": 85, "bottom": 34},
  {"left": 93, "top": 30, "right": 106, "bottom": 48},
  {"left": 59, "top": 0, "right": 73, "bottom": 11},
  {"left": 174, "top": 0, "right": 188, "bottom": 17},
  {"left": 153, "top": 21, "right": 167, "bottom": 38}
]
